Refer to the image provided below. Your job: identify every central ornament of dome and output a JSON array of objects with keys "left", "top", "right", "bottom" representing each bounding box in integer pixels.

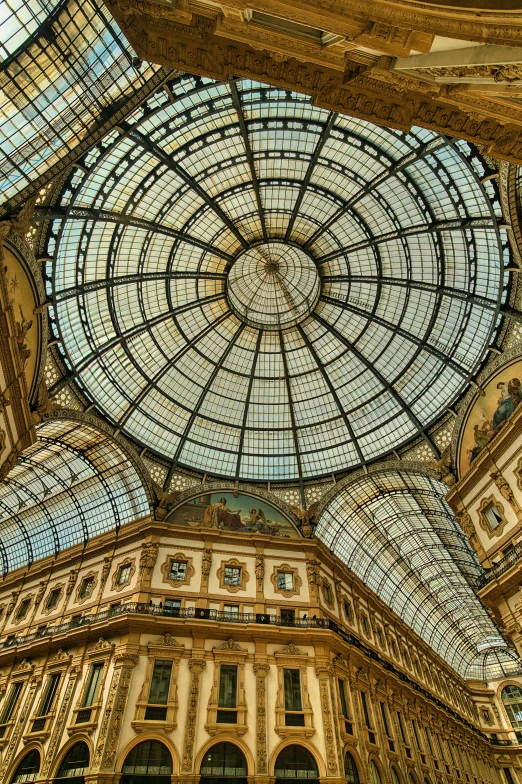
[{"left": 226, "top": 242, "right": 321, "bottom": 330}]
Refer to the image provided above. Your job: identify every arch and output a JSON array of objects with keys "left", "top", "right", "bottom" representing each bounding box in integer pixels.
[
  {"left": 274, "top": 745, "right": 319, "bottom": 780},
  {"left": 369, "top": 759, "right": 383, "bottom": 784},
  {"left": 54, "top": 741, "right": 90, "bottom": 784},
  {"left": 409, "top": 774, "right": 418, "bottom": 784},
  {"left": 116, "top": 732, "right": 180, "bottom": 774},
  {"left": 198, "top": 742, "right": 248, "bottom": 782},
  {"left": 10, "top": 748, "right": 40, "bottom": 783},
  {"left": 120, "top": 740, "right": 172, "bottom": 783},
  {"left": 269, "top": 738, "right": 326, "bottom": 779},
  {"left": 315, "top": 462, "right": 522, "bottom": 679},
  {"left": 0, "top": 413, "right": 152, "bottom": 574},
  {"left": 344, "top": 750, "right": 361, "bottom": 784},
  {"left": 195, "top": 735, "right": 255, "bottom": 777},
  {"left": 390, "top": 766, "right": 403, "bottom": 784},
  {"left": 501, "top": 684, "right": 522, "bottom": 739}
]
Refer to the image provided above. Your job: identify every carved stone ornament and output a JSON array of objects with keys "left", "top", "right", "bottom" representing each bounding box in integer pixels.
[
  {"left": 50, "top": 648, "right": 71, "bottom": 663},
  {"left": 110, "top": 557, "right": 136, "bottom": 592},
  {"left": 137, "top": 541, "right": 158, "bottom": 579},
  {"left": 270, "top": 563, "right": 302, "bottom": 598},
  {"left": 214, "top": 639, "right": 245, "bottom": 652},
  {"left": 91, "top": 637, "right": 113, "bottom": 652},
  {"left": 66, "top": 568, "right": 78, "bottom": 597},
  {"left": 217, "top": 558, "right": 250, "bottom": 593},
  {"left": 155, "top": 633, "right": 185, "bottom": 647},
  {"left": 275, "top": 642, "right": 305, "bottom": 656},
  {"left": 160, "top": 552, "right": 195, "bottom": 588}
]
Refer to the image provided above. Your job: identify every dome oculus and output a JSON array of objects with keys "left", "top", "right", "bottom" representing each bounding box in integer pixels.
[
  {"left": 48, "top": 76, "right": 503, "bottom": 482},
  {"left": 226, "top": 243, "right": 320, "bottom": 329}
]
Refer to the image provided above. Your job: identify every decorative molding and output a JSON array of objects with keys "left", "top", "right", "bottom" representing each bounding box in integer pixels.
[
  {"left": 270, "top": 563, "right": 302, "bottom": 598},
  {"left": 139, "top": 541, "right": 159, "bottom": 581},
  {"left": 275, "top": 643, "right": 305, "bottom": 657},
  {"left": 160, "top": 552, "right": 195, "bottom": 588},
  {"left": 477, "top": 495, "right": 509, "bottom": 539},
  {"left": 182, "top": 659, "right": 206, "bottom": 771},
  {"left": 111, "top": 557, "right": 136, "bottom": 592},
  {"left": 217, "top": 558, "right": 250, "bottom": 593},
  {"left": 213, "top": 639, "right": 246, "bottom": 652},
  {"left": 75, "top": 571, "right": 98, "bottom": 605},
  {"left": 254, "top": 663, "right": 269, "bottom": 773},
  {"left": 41, "top": 668, "right": 80, "bottom": 776},
  {"left": 42, "top": 583, "right": 64, "bottom": 616}
]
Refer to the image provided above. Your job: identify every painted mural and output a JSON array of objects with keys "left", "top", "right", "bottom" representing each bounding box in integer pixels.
[
  {"left": 459, "top": 359, "right": 522, "bottom": 476},
  {"left": 3, "top": 246, "right": 38, "bottom": 394},
  {"left": 166, "top": 492, "right": 300, "bottom": 538}
]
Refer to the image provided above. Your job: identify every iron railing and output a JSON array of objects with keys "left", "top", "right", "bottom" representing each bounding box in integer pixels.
[{"left": 476, "top": 541, "right": 522, "bottom": 588}]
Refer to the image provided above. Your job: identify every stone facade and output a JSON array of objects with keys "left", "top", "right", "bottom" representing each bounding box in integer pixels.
[{"left": 0, "top": 509, "right": 507, "bottom": 783}]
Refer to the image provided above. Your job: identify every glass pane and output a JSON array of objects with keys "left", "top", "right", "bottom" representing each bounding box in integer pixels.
[
  {"left": 218, "top": 664, "right": 238, "bottom": 708},
  {"left": 283, "top": 669, "right": 302, "bottom": 712},
  {"left": 149, "top": 660, "right": 173, "bottom": 705},
  {"left": 83, "top": 663, "right": 103, "bottom": 707}
]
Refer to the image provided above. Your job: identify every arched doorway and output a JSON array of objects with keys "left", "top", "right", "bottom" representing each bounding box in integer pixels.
[
  {"left": 11, "top": 750, "right": 40, "bottom": 783},
  {"left": 274, "top": 745, "right": 319, "bottom": 782},
  {"left": 502, "top": 685, "right": 522, "bottom": 741},
  {"left": 54, "top": 742, "right": 89, "bottom": 784},
  {"left": 344, "top": 751, "right": 360, "bottom": 784},
  {"left": 369, "top": 761, "right": 382, "bottom": 784},
  {"left": 199, "top": 742, "right": 248, "bottom": 784},
  {"left": 120, "top": 741, "right": 172, "bottom": 784}
]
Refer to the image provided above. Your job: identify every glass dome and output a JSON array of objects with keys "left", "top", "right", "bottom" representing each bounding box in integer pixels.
[{"left": 48, "top": 76, "right": 503, "bottom": 483}]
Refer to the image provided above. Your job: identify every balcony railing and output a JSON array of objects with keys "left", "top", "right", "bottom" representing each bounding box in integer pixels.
[
  {"left": 0, "top": 600, "right": 503, "bottom": 746},
  {"left": 476, "top": 540, "right": 522, "bottom": 588}
]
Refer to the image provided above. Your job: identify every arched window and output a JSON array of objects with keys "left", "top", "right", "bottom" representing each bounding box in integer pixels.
[
  {"left": 200, "top": 743, "right": 247, "bottom": 783},
  {"left": 502, "top": 685, "right": 522, "bottom": 740},
  {"left": 121, "top": 741, "right": 172, "bottom": 783},
  {"left": 369, "top": 761, "right": 382, "bottom": 784},
  {"left": 409, "top": 776, "right": 417, "bottom": 784},
  {"left": 274, "top": 746, "right": 319, "bottom": 781},
  {"left": 11, "top": 750, "right": 40, "bottom": 783},
  {"left": 344, "top": 751, "right": 360, "bottom": 784},
  {"left": 54, "top": 742, "right": 89, "bottom": 784},
  {"left": 390, "top": 767, "right": 402, "bottom": 784}
]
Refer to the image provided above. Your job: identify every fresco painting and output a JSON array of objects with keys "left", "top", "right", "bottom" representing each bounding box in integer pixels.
[
  {"left": 166, "top": 492, "right": 300, "bottom": 538},
  {"left": 459, "top": 359, "right": 522, "bottom": 476}
]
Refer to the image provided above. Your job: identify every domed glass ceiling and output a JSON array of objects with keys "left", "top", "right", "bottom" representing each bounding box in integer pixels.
[{"left": 49, "top": 76, "right": 503, "bottom": 482}]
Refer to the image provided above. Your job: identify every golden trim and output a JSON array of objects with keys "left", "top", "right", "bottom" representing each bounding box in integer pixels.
[
  {"left": 477, "top": 495, "right": 508, "bottom": 539},
  {"left": 217, "top": 558, "right": 250, "bottom": 594},
  {"left": 270, "top": 564, "right": 302, "bottom": 598},
  {"left": 111, "top": 558, "right": 136, "bottom": 593},
  {"left": 160, "top": 553, "right": 195, "bottom": 589}
]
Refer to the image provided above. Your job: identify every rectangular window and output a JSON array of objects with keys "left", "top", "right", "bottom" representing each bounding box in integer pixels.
[
  {"left": 380, "top": 702, "right": 392, "bottom": 737},
  {"left": 80, "top": 578, "right": 94, "bottom": 599},
  {"left": 277, "top": 572, "right": 294, "bottom": 590},
  {"left": 223, "top": 605, "right": 239, "bottom": 618},
  {"left": 338, "top": 679, "right": 350, "bottom": 719},
  {"left": 149, "top": 660, "right": 173, "bottom": 705},
  {"left": 16, "top": 599, "right": 31, "bottom": 621},
  {"left": 224, "top": 566, "right": 241, "bottom": 586},
  {"left": 82, "top": 663, "right": 103, "bottom": 707},
  {"left": 37, "top": 673, "right": 61, "bottom": 716},
  {"left": 47, "top": 588, "right": 61, "bottom": 610},
  {"left": 0, "top": 682, "right": 22, "bottom": 723},
  {"left": 168, "top": 561, "right": 187, "bottom": 581},
  {"left": 504, "top": 769, "right": 516, "bottom": 784},
  {"left": 397, "top": 711, "right": 408, "bottom": 745},
  {"left": 164, "top": 599, "right": 181, "bottom": 616},
  {"left": 425, "top": 725, "right": 435, "bottom": 757},
  {"left": 280, "top": 608, "right": 295, "bottom": 625},
  {"left": 411, "top": 719, "right": 423, "bottom": 750},
  {"left": 284, "top": 669, "right": 302, "bottom": 712},
  {"left": 218, "top": 664, "right": 238, "bottom": 709},
  {"left": 485, "top": 505, "right": 503, "bottom": 531},
  {"left": 117, "top": 564, "right": 131, "bottom": 585},
  {"left": 322, "top": 583, "right": 332, "bottom": 603},
  {"left": 360, "top": 691, "right": 373, "bottom": 728}
]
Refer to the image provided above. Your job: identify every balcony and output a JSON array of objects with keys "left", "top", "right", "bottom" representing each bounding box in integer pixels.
[{"left": 476, "top": 541, "right": 522, "bottom": 588}]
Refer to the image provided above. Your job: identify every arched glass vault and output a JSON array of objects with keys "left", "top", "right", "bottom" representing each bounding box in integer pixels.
[
  {"left": 0, "top": 0, "right": 165, "bottom": 211},
  {"left": 0, "top": 415, "right": 151, "bottom": 574},
  {"left": 315, "top": 466, "right": 522, "bottom": 679},
  {"left": 46, "top": 75, "right": 505, "bottom": 484}
]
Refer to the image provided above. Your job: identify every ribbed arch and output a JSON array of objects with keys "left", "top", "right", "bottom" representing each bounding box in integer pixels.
[
  {"left": 0, "top": 416, "right": 151, "bottom": 574},
  {"left": 315, "top": 466, "right": 522, "bottom": 679}
]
